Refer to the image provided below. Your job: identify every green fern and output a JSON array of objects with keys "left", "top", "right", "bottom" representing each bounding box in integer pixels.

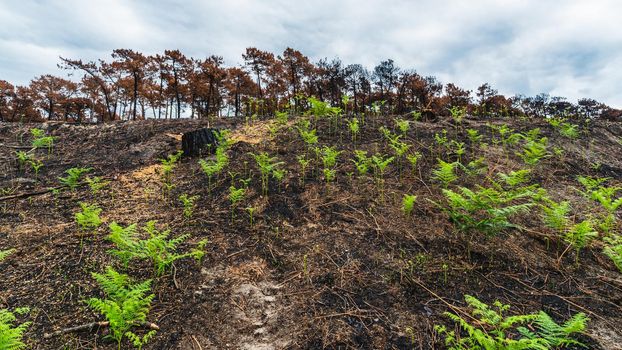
[
  {"left": 59, "top": 167, "right": 92, "bottom": 190},
  {"left": 519, "top": 311, "right": 589, "bottom": 348},
  {"left": 440, "top": 184, "right": 534, "bottom": 236},
  {"left": 75, "top": 202, "right": 103, "bottom": 231},
  {"left": 0, "top": 307, "right": 30, "bottom": 350},
  {"left": 432, "top": 159, "right": 458, "bottom": 188},
  {"left": 296, "top": 119, "right": 319, "bottom": 147},
  {"left": 178, "top": 193, "right": 199, "bottom": 218},
  {"left": 107, "top": 221, "right": 197, "bottom": 276},
  {"left": 497, "top": 170, "right": 532, "bottom": 188},
  {"left": 352, "top": 150, "right": 372, "bottom": 176},
  {"left": 198, "top": 147, "right": 229, "bottom": 190},
  {"left": 252, "top": 152, "right": 284, "bottom": 196},
  {"left": 564, "top": 219, "right": 598, "bottom": 264},
  {"left": 85, "top": 176, "right": 110, "bottom": 194},
  {"left": 436, "top": 295, "right": 587, "bottom": 350},
  {"left": 87, "top": 267, "right": 155, "bottom": 350},
  {"left": 603, "top": 234, "right": 622, "bottom": 272},
  {"left": 229, "top": 185, "right": 246, "bottom": 219},
  {"left": 0, "top": 249, "right": 15, "bottom": 262},
  {"left": 402, "top": 194, "right": 417, "bottom": 216},
  {"left": 540, "top": 200, "right": 571, "bottom": 233},
  {"left": 518, "top": 136, "right": 549, "bottom": 166}
]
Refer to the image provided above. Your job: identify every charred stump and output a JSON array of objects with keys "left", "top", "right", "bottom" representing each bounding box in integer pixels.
[{"left": 181, "top": 128, "right": 220, "bottom": 157}]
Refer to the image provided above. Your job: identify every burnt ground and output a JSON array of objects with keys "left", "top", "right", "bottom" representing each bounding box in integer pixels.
[{"left": 0, "top": 115, "right": 622, "bottom": 349}]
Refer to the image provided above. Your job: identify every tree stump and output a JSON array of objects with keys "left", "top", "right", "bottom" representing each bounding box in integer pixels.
[{"left": 181, "top": 128, "right": 220, "bottom": 157}]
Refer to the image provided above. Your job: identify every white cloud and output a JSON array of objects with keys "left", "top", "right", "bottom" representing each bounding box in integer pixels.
[{"left": 0, "top": 0, "right": 620, "bottom": 107}]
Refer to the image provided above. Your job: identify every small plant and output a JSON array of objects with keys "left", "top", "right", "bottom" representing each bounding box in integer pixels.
[
  {"left": 348, "top": 118, "right": 360, "bottom": 142},
  {"left": 75, "top": 202, "right": 103, "bottom": 231},
  {"left": 320, "top": 146, "right": 341, "bottom": 185},
  {"left": 466, "top": 128, "right": 482, "bottom": 145},
  {"left": 87, "top": 267, "right": 156, "bottom": 350},
  {"left": 28, "top": 159, "right": 43, "bottom": 177},
  {"left": 432, "top": 159, "right": 458, "bottom": 188},
  {"left": 564, "top": 219, "right": 598, "bottom": 264},
  {"left": 107, "top": 221, "right": 199, "bottom": 276},
  {"left": 252, "top": 152, "right": 284, "bottom": 196},
  {"left": 0, "top": 249, "right": 15, "bottom": 262},
  {"left": 603, "top": 234, "right": 622, "bottom": 272},
  {"left": 160, "top": 150, "right": 183, "bottom": 188},
  {"left": 518, "top": 135, "right": 549, "bottom": 166},
  {"left": 406, "top": 152, "right": 422, "bottom": 174},
  {"left": 59, "top": 167, "right": 92, "bottom": 190},
  {"left": 178, "top": 193, "right": 199, "bottom": 219},
  {"left": 198, "top": 147, "right": 229, "bottom": 190},
  {"left": 449, "top": 106, "right": 466, "bottom": 125},
  {"left": 451, "top": 140, "right": 465, "bottom": 163},
  {"left": 371, "top": 154, "right": 394, "bottom": 200},
  {"left": 85, "top": 176, "right": 110, "bottom": 194},
  {"left": 402, "top": 194, "right": 417, "bottom": 216},
  {"left": 439, "top": 184, "right": 535, "bottom": 236},
  {"left": 550, "top": 118, "right": 580, "bottom": 139},
  {"left": 388, "top": 135, "right": 411, "bottom": 160},
  {"left": 540, "top": 200, "right": 571, "bottom": 233},
  {"left": 0, "top": 307, "right": 31, "bottom": 350},
  {"left": 30, "top": 128, "right": 55, "bottom": 153},
  {"left": 15, "top": 151, "right": 32, "bottom": 172},
  {"left": 297, "top": 155, "right": 311, "bottom": 185},
  {"left": 246, "top": 206, "right": 256, "bottom": 226},
  {"left": 434, "top": 129, "right": 448, "bottom": 148},
  {"left": 435, "top": 295, "right": 588, "bottom": 350},
  {"left": 352, "top": 150, "right": 372, "bottom": 177},
  {"left": 275, "top": 110, "right": 288, "bottom": 125},
  {"left": 296, "top": 119, "right": 319, "bottom": 148},
  {"left": 395, "top": 118, "right": 410, "bottom": 135},
  {"left": 228, "top": 185, "right": 246, "bottom": 220}
]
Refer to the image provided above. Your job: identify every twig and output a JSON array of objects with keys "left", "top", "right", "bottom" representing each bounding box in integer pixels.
[
  {"left": 0, "top": 187, "right": 60, "bottom": 201},
  {"left": 43, "top": 321, "right": 160, "bottom": 338},
  {"left": 0, "top": 143, "right": 35, "bottom": 150},
  {"left": 192, "top": 335, "right": 203, "bottom": 350}
]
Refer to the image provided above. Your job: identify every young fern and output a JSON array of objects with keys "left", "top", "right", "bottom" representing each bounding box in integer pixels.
[
  {"left": 297, "top": 155, "right": 311, "bottom": 185},
  {"left": 198, "top": 147, "right": 229, "bottom": 190},
  {"left": 0, "top": 249, "right": 15, "bottom": 262},
  {"left": 228, "top": 185, "right": 246, "bottom": 220},
  {"left": 371, "top": 154, "right": 394, "bottom": 200},
  {"left": 540, "top": 200, "right": 571, "bottom": 233},
  {"left": 320, "top": 146, "right": 341, "bottom": 185},
  {"left": 440, "top": 184, "right": 535, "bottom": 236},
  {"left": 435, "top": 295, "right": 587, "bottom": 350},
  {"left": 59, "top": 167, "right": 92, "bottom": 190},
  {"left": 178, "top": 193, "right": 199, "bottom": 218},
  {"left": 432, "top": 159, "right": 458, "bottom": 188},
  {"left": 352, "top": 150, "right": 372, "bottom": 177},
  {"left": 87, "top": 267, "right": 156, "bottom": 350},
  {"left": 0, "top": 307, "right": 31, "bottom": 350},
  {"left": 603, "top": 234, "right": 622, "bottom": 272},
  {"left": 160, "top": 150, "right": 183, "bottom": 184},
  {"left": 402, "top": 194, "right": 417, "bottom": 216},
  {"left": 518, "top": 136, "right": 549, "bottom": 166},
  {"left": 85, "top": 176, "right": 110, "bottom": 194},
  {"left": 348, "top": 118, "right": 360, "bottom": 142},
  {"left": 107, "top": 221, "right": 199, "bottom": 276},
  {"left": 252, "top": 152, "right": 284, "bottom": 196},
  {"left": 75, "top": 202, "right": 103, "bottom": 231},
  {"left": 564, "top": 219, "right": 598, "bottom": 264},
  {"left": 296, "top": 119, "right": 319, "bottom": 148}
]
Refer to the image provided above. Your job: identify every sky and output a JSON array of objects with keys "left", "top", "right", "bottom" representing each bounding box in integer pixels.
[{"left": 0, "top": 0, "right": 621, "bottom": 107}]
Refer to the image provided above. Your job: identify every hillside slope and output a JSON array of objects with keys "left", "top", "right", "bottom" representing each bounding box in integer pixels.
[{"left": 1, "top": 115, "right": 622, "bottom": 349}]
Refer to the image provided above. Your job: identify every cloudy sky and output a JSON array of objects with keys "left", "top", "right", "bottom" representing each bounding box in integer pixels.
[{"left": 1, "top": 0, "right": 620, "bottom": 107}]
